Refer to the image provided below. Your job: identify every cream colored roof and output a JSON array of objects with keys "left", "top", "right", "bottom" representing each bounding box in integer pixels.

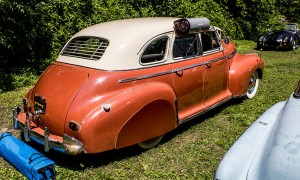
[{"left": 57, "top": 17, "right": 179, "bottom": 70}]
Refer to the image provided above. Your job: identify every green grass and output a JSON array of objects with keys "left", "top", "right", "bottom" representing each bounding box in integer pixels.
[{"left": 1, "top": 40, "right": 300, "bottom": 179}]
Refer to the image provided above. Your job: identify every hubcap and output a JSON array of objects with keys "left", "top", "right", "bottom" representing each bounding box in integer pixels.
[
  {"left": 248, "top": 73, "right": 258, "bottom": 94},
  {"left": 292, "top": 41, "right": 296, "bottom": 50}
]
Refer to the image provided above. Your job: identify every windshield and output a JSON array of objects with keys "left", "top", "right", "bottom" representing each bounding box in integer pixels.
[
  {"left": 286, "top": 24, "right": 297, "bottom": 31},
  {"left": 270, "top": 24, "right": 297, "bottom": 31}
]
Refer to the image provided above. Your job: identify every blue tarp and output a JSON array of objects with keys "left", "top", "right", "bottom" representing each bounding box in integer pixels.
[{"left": 0, "top": 132, "right": 56, "bottom": 179}]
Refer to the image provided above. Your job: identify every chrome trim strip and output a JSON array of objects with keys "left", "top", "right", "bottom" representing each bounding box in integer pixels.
[
  {"left": 174, "top": 61, "right": 206, "bottom": 72},
  {"left": 232, "top": 94, "right": 246, "bottom": 98},
  {"left": 179, "top": 97, "right": 232, "bottom": 125},
  {"left": 44, "top": 127, "right": 50, "bottom": 152},
  {"left": 118, "top": 70, "right": 173, "bottom": 83},
  {"left": 13, "top": 108, "right": 19, "bottom": 129},
  {"left": 207, "top": 56, "right": 227, "bottom": 64},
  {"left": 119, "top": 50, "right": 236, "bottom": 83},
  {"left": 24, "top": 114, "right": 31, "bottom": 142},
  {"left": 227, "top": 49, "right": 237, "bottom": 59}
]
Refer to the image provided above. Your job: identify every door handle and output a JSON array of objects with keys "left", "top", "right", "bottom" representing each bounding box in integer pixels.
[
  {"left": 174, "top": 69, "right": 183, "bottom": 77},
  {"left": 206, "top": 62, "right": 212, "bottom": 68}
]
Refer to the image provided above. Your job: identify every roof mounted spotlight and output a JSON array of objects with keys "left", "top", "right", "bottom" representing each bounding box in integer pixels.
[
  {"left": 174, "top": 17, "right": 210, "bottom": 37},
  {"left": 293, "top": 80, "right": 300, "bottom": 99}
]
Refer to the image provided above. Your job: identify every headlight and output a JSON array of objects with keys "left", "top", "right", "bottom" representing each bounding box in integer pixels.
[
  {"left": 258, "top": 36, "right": 265, "bottom": 41},
  {"left": 283, "top": 36, "right": 288, "bottom": 42}
]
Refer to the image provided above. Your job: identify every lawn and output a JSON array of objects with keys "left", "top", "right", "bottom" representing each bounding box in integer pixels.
[{"left": 0, "top": 40, "right": 300, "bottom": 179}]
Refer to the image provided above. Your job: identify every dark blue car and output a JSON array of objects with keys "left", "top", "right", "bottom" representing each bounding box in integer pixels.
[{"left": 257, "top": 23, "right": 300, "bottom": 50}]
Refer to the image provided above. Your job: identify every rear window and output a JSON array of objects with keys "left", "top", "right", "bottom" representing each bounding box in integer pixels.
[
  {"left": 61, "top": 36, "right": 109, "bottom": 61},
  {"left": 140, "top": 36, "right": 168, "bottom": 64}
]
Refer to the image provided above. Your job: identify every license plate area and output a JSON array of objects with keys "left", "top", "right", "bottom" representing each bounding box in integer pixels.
[{"left": 34, "top": 95, "right": 46, "bottom": 114}]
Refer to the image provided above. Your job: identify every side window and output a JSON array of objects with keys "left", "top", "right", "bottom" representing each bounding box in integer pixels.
[
  {"left": 201, "top": 31, "right": 220, "bottom": 52},
  {"left": 141, "top": 36, "right": 168, "bottom": 64},
  {"left": 173, "top": 34, "right": 199, "bottom": 58}
]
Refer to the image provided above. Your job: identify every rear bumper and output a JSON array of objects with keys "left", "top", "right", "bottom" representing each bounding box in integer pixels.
[{"left": 13, "top": 107, "right": 83, "bottom": 155}]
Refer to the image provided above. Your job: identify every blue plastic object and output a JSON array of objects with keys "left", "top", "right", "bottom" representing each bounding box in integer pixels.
[{"left": 0, "top": 132, "right": 56, "bottom": 179}]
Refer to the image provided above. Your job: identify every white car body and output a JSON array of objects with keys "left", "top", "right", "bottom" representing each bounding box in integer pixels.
[{"left": 215, "top": 81, "right": 300, "bottom": 180}]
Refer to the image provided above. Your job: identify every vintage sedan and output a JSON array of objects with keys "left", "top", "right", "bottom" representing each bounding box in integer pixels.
[
  {"left": 257, "top": 23, "right": 300, "bottom": 50},
  {"left": 215, "top": 81, "right": 300, "bottom": 180},
  {"left": 13, "top": 17, "right": 264, "bottom": 155}
]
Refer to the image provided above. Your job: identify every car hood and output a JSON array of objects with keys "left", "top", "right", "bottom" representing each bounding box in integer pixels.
[
  {"left": 215, "top": 93, "right": 300, "bottom": 180},
  {"left": 30, "top": 63, "right": 88, "bottom": 135},
  {"left": 266, "top": 30, "right": 292, "bottom": 41},
  {"left": 246, "top": 95, "right": 300, "bottom": 179}
]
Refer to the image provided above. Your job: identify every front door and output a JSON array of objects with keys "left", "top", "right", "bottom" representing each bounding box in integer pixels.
[{"left": 200, "top": 31, "right": 231, "bottom": 108}]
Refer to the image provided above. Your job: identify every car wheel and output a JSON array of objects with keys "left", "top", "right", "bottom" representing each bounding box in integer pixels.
[
  {"left": 138, "top": 135, "right": 164, "bottom": 149},
  {"left": 257, "top": 45, "right": 262, "bottom": 50},
  {"left": 246, "top": 71, "right": 259, "bottom": 99},
  {"left": 291, "top": 40, "right": 296, "bottom": 51},
  {"left": 257, "top": 43, "right": 263, "bottom": 50}
]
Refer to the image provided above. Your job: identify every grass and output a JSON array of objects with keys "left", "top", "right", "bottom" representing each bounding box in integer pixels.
[{"left": 1, "top": 40, "right": 300, "bottom": 179}]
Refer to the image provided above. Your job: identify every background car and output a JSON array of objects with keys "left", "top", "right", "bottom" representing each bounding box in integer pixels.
[
  {"left": 13, "top": 17, "right": 264, "bottom": 155},
  {"left": 257, "top": 23, "right": 300, "bottom": 50},
  {"left": 215, "top": 80, "right": 300, "bottom": 180}
]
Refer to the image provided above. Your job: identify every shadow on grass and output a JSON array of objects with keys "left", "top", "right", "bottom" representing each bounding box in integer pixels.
[
  {"left": 255, "top": 47, "right": 296, "bottom": 52},
  {"left": 21, "top": 98, "right": 246, "bottom": 171},
  {"left": 26, "top": 139, "right": 144, "bottom": 171}
]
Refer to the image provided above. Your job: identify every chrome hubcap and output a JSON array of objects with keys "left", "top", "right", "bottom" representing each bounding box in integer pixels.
[{"left": 248, "top": 73, "right": 258, "bottom": 94}]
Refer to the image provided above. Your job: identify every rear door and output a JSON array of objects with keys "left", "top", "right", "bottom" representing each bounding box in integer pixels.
[{"left": 170, "top": 33, "right": 206, "bottom": 120}]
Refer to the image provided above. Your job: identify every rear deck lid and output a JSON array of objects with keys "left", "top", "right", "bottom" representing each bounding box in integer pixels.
[{"left": 31, "top": 63, "right": 88, "bottom": 135}]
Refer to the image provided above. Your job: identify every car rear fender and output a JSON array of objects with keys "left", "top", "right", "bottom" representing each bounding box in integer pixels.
[
  {"left": 116, "top": 98, "right": 176, "bottom": 149},
  {"left": 115, "top": 83, "right": 177, "bottom": 149},
  {"left": 228, "top": 53, "right": 264, "bottom": 96},
  {"left": 79, "top": 82, "right": 177, "bottom": 153}
]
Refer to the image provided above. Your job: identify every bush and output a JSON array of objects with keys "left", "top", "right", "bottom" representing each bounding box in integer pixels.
[
  {"left": 0, "top": 0, "right": 299, "bottom": 91},
  {"left": 0, "top": 0, "right": 93, "bottom": 69}
]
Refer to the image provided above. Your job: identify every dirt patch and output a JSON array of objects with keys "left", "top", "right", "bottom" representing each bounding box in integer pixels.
[{"left": 0, "top": 127, "right": 8, "bottom": 132}]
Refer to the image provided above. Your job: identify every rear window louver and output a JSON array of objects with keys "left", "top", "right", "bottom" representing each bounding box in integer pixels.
[{"left": 61, "top": 36, "right": 109, "bottom": 61}]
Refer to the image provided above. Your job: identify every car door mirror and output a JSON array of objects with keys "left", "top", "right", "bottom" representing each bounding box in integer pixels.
[{"left": 224, "top": 37, "right": 230, "bottom": 44}]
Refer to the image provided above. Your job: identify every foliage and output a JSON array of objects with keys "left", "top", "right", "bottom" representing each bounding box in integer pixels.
[
  {"left": 0, "top": 41, "right": 300, "bottom": 179},
  {"left": 214, "top": 0, "right": 279, "bottom": 39},
  {"left": 0, "top": 0, "right": 300, "bottom": 91},
  {"left": 275, "top": 0, "right": 300, "bottom": 23},
  {"left": 0, "top": 0, "right": 93, "bottom": 66},
  {"left": 0, "top": 68, "right": 38, "bottom": 93}
]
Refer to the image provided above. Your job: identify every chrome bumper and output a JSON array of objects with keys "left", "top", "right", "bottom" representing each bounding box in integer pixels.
[{"left": 13, "top": 107, "right": 83, "bottom": 155}]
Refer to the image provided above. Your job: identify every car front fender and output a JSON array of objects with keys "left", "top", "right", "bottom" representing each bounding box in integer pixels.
[
  {"left": 228, "top": 53, "right": 264, "bottom": 96},
  {"left": 214, "top": 101, "right": 285, "bottom": 180},
  {"left": 79, "top": 82, "right": 177, "bottom": 153}
]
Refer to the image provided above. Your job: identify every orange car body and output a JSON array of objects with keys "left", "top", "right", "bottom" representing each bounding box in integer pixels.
[{"left": 13, "top": 17, "right": 264, "bottom": 154}]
